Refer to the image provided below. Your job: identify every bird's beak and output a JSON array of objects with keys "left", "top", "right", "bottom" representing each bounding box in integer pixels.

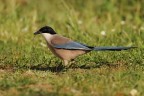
[{"left": 34, "top": 31, "right": 41, "bottom": 35}]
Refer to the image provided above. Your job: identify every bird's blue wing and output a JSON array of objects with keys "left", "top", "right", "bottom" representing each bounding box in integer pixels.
[{"left": 53, "top": 41, "right": 92, "bottom": 50}]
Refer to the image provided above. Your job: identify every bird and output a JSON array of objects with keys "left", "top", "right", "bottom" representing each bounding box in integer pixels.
[{"left": 34, "top": 26, "right": 135, "bottom": 67}]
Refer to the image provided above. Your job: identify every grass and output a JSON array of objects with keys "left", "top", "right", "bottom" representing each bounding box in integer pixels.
[{"left": 0, "top": 0, "right": 144, "bottom": 96}]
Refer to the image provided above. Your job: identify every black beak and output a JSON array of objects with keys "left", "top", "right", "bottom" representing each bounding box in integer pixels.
[{"left": 34, "top": 31, "right": 41, "bottom": 35}]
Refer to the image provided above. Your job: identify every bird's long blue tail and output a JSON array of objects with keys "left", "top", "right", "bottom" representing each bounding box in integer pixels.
[{"left": 92, "top": 46, "right": 136, "bottom": 51}]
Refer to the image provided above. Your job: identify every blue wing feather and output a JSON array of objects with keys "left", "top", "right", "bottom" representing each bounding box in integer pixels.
[{"left": 53, "top": 41, "right": 92, "bottom": 50}]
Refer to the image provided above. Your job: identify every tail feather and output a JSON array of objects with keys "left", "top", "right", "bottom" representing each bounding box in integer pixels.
[{"left": 93, "top": 46, "right": 136, "bottom": 51}]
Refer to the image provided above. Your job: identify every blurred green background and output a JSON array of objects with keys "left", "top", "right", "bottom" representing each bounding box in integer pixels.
[{"left": 0, "top": 0, "right": 144, "bottom": 96}]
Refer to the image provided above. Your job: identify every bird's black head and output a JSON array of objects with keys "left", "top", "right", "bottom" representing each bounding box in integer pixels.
[{"left": 34, "top": 26, "right": 56, "bottom": 35}]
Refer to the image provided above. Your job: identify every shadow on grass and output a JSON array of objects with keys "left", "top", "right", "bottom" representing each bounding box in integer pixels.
[
  {"left": 78, "top": 62, "right": 119, "bottom": 69},
  {"left": 29, "top": 62, "right": 116, "bottom": 72},
  {"left": 30, "top": 65, "right": 65, "bottom": 72}
]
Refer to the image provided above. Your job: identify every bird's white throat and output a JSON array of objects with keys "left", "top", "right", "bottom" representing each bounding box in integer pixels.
[{"left": 42, "top": 33, "right": 53, "bottom": 43}]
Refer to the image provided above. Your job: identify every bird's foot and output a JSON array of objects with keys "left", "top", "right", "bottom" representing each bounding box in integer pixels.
[
  {"left": 56, "top": 63, "right": 70, "bottom": 72},
  {"left": 67, "top": 60, "right": 76, "bottom": 68},
  {"left": 62, "top": 66, "right": 69, "bottom": 72}
]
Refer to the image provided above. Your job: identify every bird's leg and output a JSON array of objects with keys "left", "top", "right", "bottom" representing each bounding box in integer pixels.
[
  {"left": 63, "top": 59, "right": 76, "bottom": 68},
  {"left": 63, "top": 60, "right": 69, "bottom": 67},
  {"left": 68, "top": 59, "right": 76, "bottom": 68},
  {"left": 57, "top": 61, "right": 63, "bottom": 68}
]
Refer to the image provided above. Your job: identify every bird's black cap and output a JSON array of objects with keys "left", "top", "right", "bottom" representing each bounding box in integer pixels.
[{"left": 34, "top": 26, "right": 56, "bottom": 35}]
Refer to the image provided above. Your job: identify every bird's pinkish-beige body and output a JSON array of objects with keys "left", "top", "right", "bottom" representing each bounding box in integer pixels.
[{"left": 42, "top": 33, "right": 90, "bottom": 66}]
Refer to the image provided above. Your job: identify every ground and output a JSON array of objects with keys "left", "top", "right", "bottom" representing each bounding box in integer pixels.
[{"left": 0, "top": 0, "right": 144, "bottom": 96}]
